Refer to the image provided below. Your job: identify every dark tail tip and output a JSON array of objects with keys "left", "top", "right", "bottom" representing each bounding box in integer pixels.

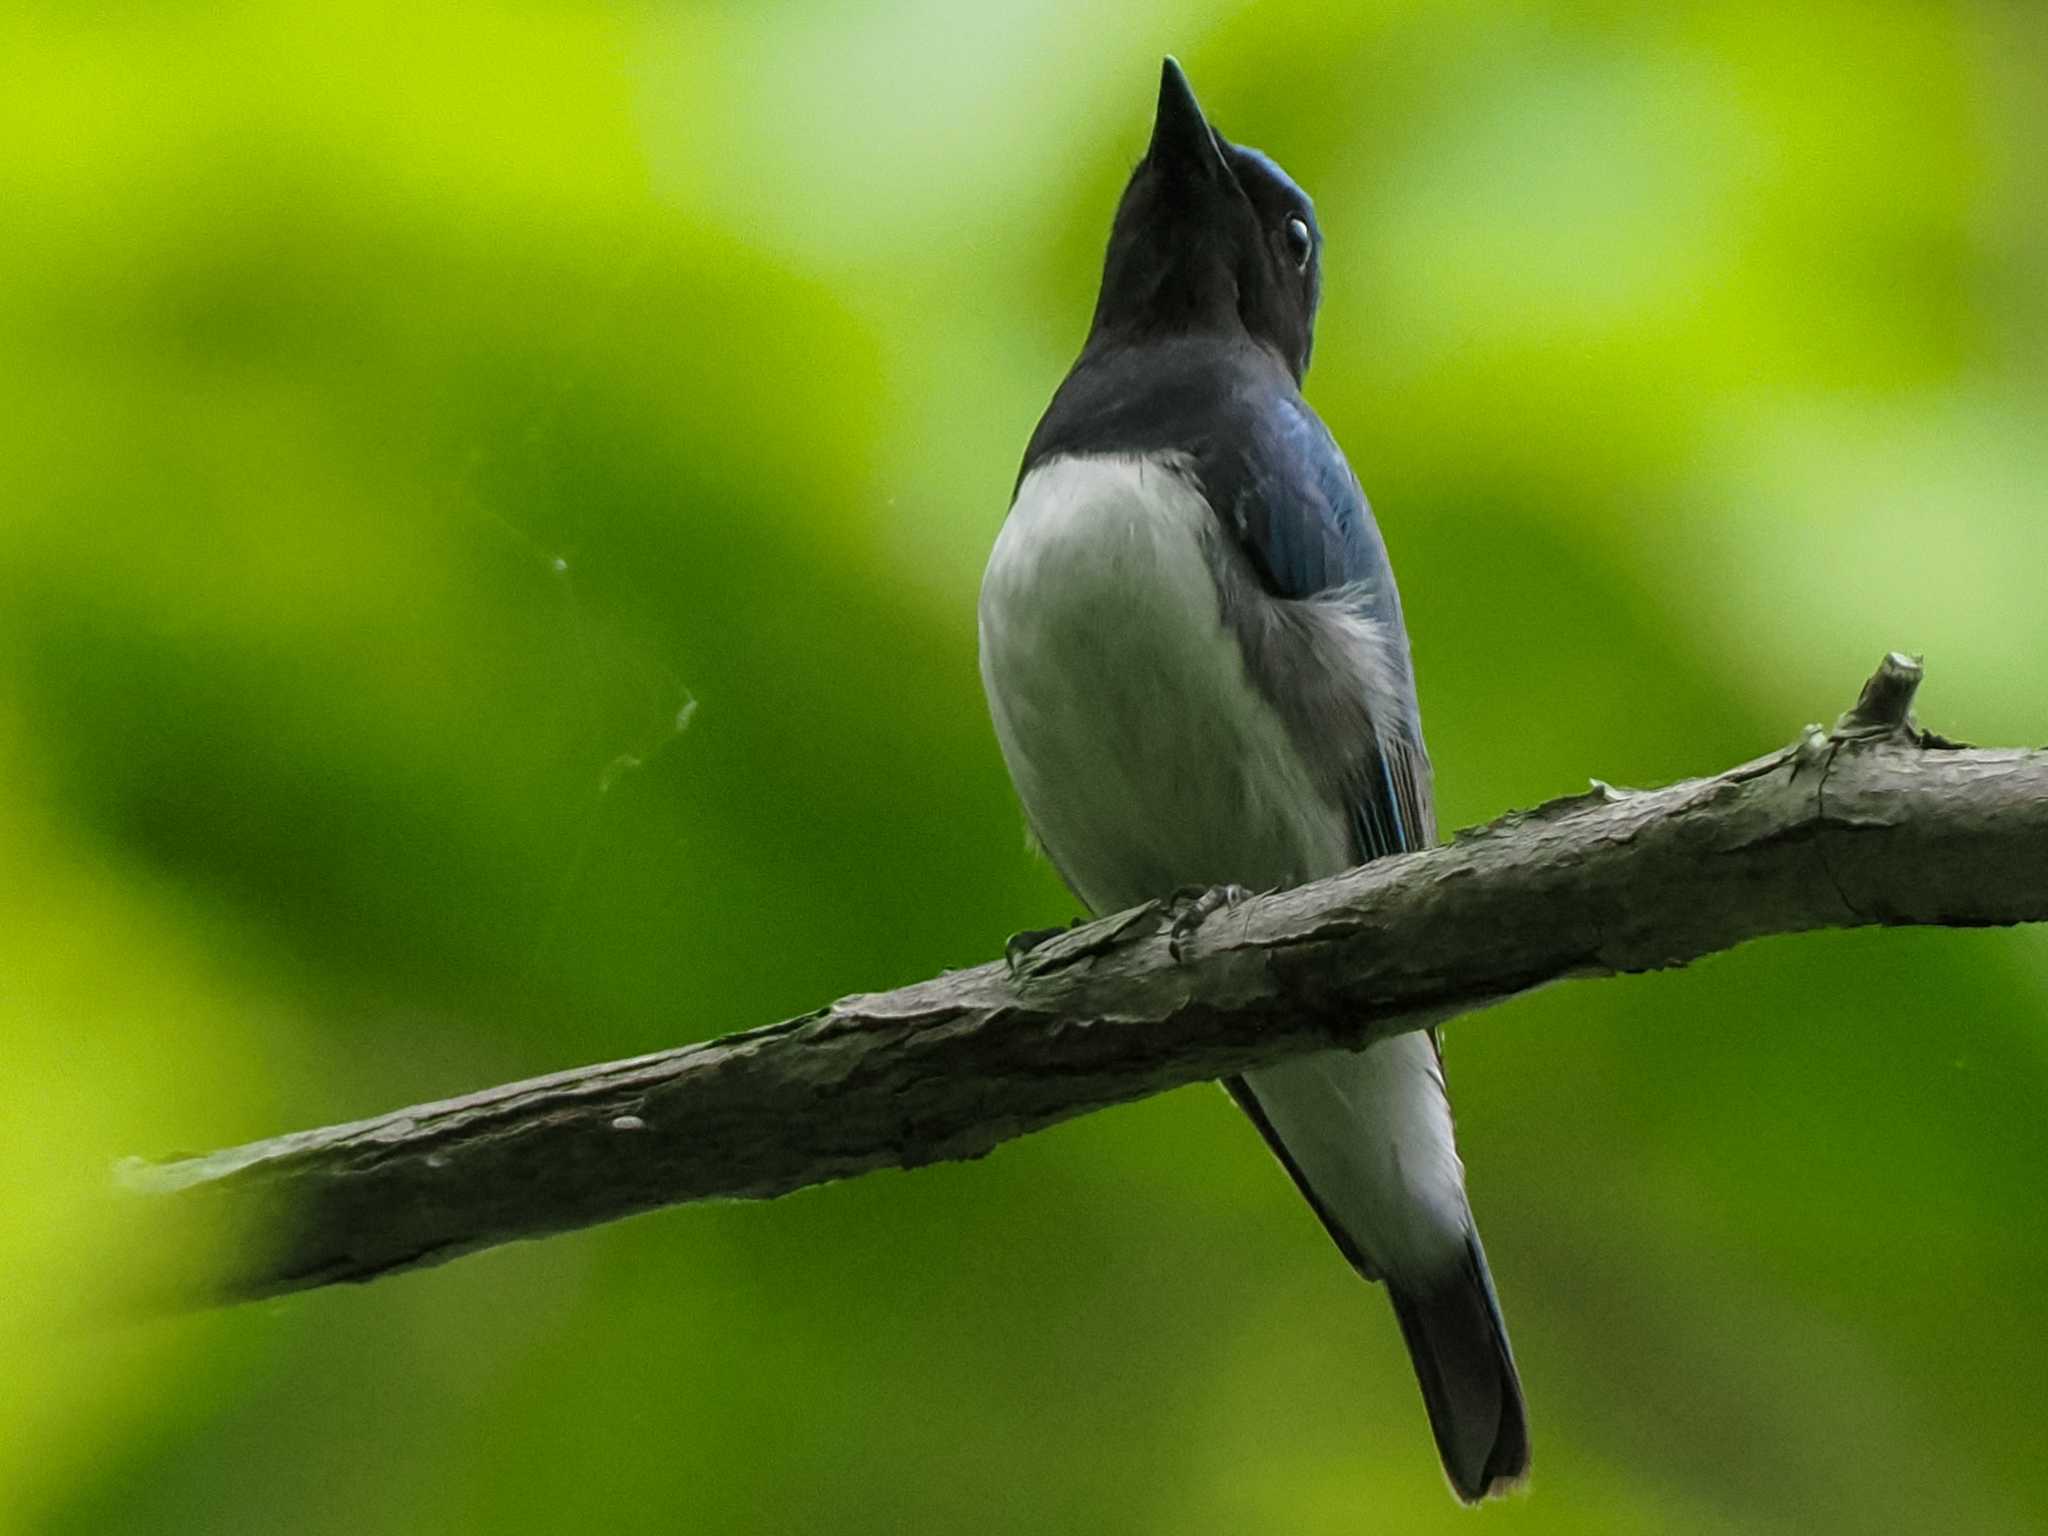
[{"left": 1387, "top": 1234, "right": 1530, "bottom": 1503}]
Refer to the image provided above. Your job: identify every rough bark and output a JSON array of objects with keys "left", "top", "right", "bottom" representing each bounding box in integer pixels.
[{"left": 115, "top": 655, "right": 2048, "bottom": 1308}]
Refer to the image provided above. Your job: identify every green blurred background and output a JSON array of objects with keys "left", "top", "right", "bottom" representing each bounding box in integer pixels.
[{"left": 6, "top": 1, "right": 2046, "bottom": 1531}]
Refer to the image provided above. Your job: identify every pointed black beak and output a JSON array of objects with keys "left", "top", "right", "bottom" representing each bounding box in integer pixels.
[{"left": 1149, "top": 56, "right": 1227, "bottom": 180}]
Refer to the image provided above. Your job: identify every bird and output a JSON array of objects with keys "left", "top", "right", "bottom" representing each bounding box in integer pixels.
[{"left": 976, "top": 57, "right": 1528, "bottom": 1502}]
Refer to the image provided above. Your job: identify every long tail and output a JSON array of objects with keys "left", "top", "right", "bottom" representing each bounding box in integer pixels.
[
  {"left": 1385, "top": 1231, "right": 1528, "bottom": 1502},
  {"left": 1228, "top": 1038, "right": 1528, "bottom": 1503}
]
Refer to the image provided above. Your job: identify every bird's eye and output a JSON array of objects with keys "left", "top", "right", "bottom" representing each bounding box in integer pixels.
[{"left": 1283, "top": 215, "right": 1313, "bottom": 271}]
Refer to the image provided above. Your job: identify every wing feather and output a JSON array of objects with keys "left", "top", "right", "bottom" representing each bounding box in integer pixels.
[{"left": 1224, "top": 393, "right": 1432, "bottom": 865}]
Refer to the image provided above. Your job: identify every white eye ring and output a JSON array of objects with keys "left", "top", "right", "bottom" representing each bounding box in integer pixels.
[{"left": 1284, "top": 215, "right": 1313, "bottom": 270}]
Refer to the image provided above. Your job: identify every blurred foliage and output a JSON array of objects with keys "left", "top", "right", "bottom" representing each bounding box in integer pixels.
[{"left": 4, "top": 1, "right": 2047, "bottom": 1531}]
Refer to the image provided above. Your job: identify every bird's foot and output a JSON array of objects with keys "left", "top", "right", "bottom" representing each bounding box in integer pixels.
[
  {"left": 1005, "top": 901, "right": 1176, "bottom": 980},
  {"left": 1004, "top": 885, "right": 1253, "bottom": 979},
  {"left": 1163, "top": 883, "right": 1253, "bottom": 962},
  {"left": 1004, "top": 922, "right": 1078, "bottom": 979}
]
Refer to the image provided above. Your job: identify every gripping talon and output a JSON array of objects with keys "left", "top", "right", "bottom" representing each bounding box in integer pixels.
[
  {"left": 1166, "top": 882, "right": 1252, "bottom": 962},
  {"left": 1004, "top": 923, "right": 1076, "bottom": 978}
]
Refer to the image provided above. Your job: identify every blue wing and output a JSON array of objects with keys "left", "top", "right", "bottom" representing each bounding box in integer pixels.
[{"left": 1217, "top": 390, "right": 1435, "bottom": 864}]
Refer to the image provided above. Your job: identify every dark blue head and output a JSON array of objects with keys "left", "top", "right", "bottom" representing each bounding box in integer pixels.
[{"left": 1086, "top": 58, "right": 1324, "bottom": 381}]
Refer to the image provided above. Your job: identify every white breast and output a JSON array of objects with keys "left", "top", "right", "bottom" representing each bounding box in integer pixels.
[
  {"left": 979, "top": 450, "right": 1470, "bottom": 1283},
  {"left": 977, "top": 451, "right": 1349, "bottom": 913}
]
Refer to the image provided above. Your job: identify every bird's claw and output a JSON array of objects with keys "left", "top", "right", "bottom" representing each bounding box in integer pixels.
[
  {"left": 1005, "top": 910, "right": 1155, "bottom": 979},
  {"left": 1004, "top": 884, "right": 1252, "bottom": 979},
  {"left": 1163, "top": 882, "right": 1252, "bottom": 962},
  {"left": 1004, "top": 923, "right": 1077, "bottom": 979}
]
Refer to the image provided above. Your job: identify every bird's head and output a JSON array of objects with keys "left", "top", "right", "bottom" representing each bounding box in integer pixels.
[{"left": 1087, "top": 58, "right": 1323, "bottom": 381}]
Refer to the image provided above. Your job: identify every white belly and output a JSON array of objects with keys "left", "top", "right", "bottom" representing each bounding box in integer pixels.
[
  {"left": 977, "top": 452, "right": 1349, "bottom": 913},
  {"left": 980, "top": 450, "right": 1469, "bottom": 1283}
]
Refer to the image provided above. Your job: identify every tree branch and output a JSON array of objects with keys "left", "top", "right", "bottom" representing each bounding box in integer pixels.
[{"left": 116, "top": 655, "right": 2048, "bottom": 1309}]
